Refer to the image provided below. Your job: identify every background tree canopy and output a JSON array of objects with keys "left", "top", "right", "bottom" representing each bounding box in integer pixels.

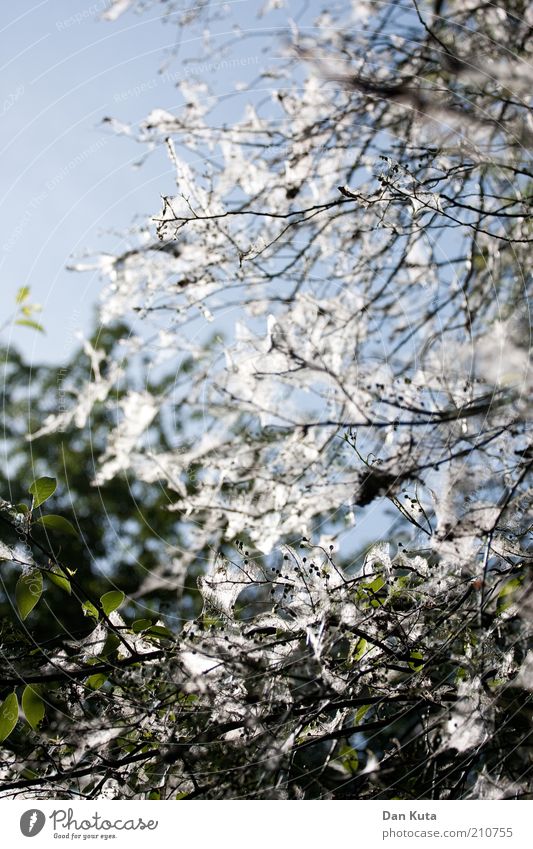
[{"left": 0, "top": 0, "right": 531, "bottom": 800}]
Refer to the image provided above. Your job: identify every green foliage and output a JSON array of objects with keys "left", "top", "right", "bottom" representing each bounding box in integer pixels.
[
  {"left": 86, "top": 673, "right": 107, "bottom": 690},
  {"left": 99, "top": 632, "right": 121, "bottom": 657},
  {"left": 100, "top": 590, "right": 125, "bottom": 616},
  {"left": 408, "top": 650, "right": 425, "bottom": 672},
  {"left": 143, "top": 624, "right": 174, "bottom": 640},
  {"left": 46, "top": 565, "right": 71, "bottom": 594},
  {"left": 349, "top": 637, "right": 367, "bottom": 663},
  {"left": 357, "top": 575, "right": 387, "bottom": 608},
  {"left": 15, "top": 570, "right": 43, "bottom": 620},
  {"left": 22, "top": 685, "right": 45, "bottom": 731},
  {"left": 35, "top": 515, "right": 78, "bottom": 537},
  {"left": 354, "top": 704, "right": 371, "bottom": 724},
  {"left": 338, "top": 744, "right": 359, "bottom": 775},
  {"left": 497, "top": 576, "right": 523, "bottom": 614},
  {"left": 0, "top": 693, "right": 18, "bottom": 742},
  {"left": 132, "top": 618, "right": 152, "bottom": 633},
  {"left": 13, "top": 286, "right": 44, "bottom": 333},
  {"left": 82, "top": 600, "right": 99, "bottom": 620},
  {"left": 28, "top": 476, "right": 57, "bottom": 509},
  {"left": 15, "top": 286, "right": 30, "bottom": 304},
  {"left": 15, "top": 319, "right": 45, "bottom": 333},
  {"left": 0, "top": 331, "right": 202, "bottom": 645}
]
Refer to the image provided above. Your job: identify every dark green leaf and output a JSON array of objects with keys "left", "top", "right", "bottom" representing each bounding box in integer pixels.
[
  {"left": 99, "top": 633, "right": 120, "bottom": 657},
  {"left": 339, "top": 744, "right": 359, "bottom": 774},
  {"left": 16, "top": 570, "right": 43, "bottom": 620},
  {"left": 21, "top": 768, "right": 39, "bottom": 780},
  {"left": 352, "top": 637, "right": 367, "bottom": 662},
  {"left": 82, "top": 601, "right": 99, "bottom": 620},
  {"left": 36, "top": 514, "right": 78, "bottom": 537},
  {"left": 0, "top": 693, "right": 19, "bottom": 742},
  {"left": 28, "top": 476, "right": 57, "bottom": 509},
  {"left": 100, "top": 590, "right": 125, "bottom": 616},
  {"left": 22, "top": 685, "right": 45, "bottom": 731},
  {"left": 145, "top": 624, "right": 174, "bottom": 640},
  {"left": 497, "top": 577, "right": 523, "bottom": 614},
  {"left": 132, "top": 619, "right": 152, "bottom": 633},
  {"left": 355, "top": 704, "right": 371, "bottom": 724},
  {"left": 47, "top": 565, "right": 71, "bottom": 594},
  {"left": 86, "top": 673, "right": 107, "bottom": 690}
]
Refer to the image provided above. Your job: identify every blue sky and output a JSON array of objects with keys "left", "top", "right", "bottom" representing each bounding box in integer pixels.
[
  {"left": 0, "top": 0, "right": 278, "bottom": 365},
  {"left": 0, "top": 1, "right": 406, "bottom": 551}
]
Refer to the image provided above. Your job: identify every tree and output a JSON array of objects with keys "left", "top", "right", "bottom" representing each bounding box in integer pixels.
[
  {"left": 0, "top": 322, "right": 206, "bottom": 636},
  {"left": 0, "top": 0, "right": 531, "bottom": 799}
]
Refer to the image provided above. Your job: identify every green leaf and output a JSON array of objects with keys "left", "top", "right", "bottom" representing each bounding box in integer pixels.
[
  {"left": 132, "top": 618, "right": 152, "bottom": 633},
  {"left": 0, "top": 692, "right": 19, "bottom": 741},
  {"left": 352, "top": 637, "right": 367, "bottom": 662},
  {"left": 82, "top": 601, "right": 99, "bottom": 620},
  {"left": 145, "top": 624, "right": 174, "bottom": 641},
  {"left": 15, "top": 319, "right": 45, "bottom": 333},
  {"left": 100, "top": 590, "right": 125, "bottom": 616},
  {"left": 28, "top": 476, "right": 57, "bottom": 509},
  {"left": 178, "top": 692, "right": 198, "bottom": 706},
  {"left": 15, "top": 286, "right": 30, "bottom": 304},
  {"left": 408, "top": 650, "right": 425, "bottom": 672},
  {"left": 497, "top": 577, "right": 523, "bottom": 614},
  {"left": 357, "top": 575, "right": 387, "bottom": 608},
  {"left": 368, "top": 575, "right": 386, "bottom": 592},
  {"left": 99, "top": 633, "right": 120, "bottom": 657},
  {"left": 36, "top": 514, "right": 78, "bottom": 537},
  {"left": 21, "top": 304, "right": 41, "bottom": 317},
  {"left": 338, "top": 744, "right": 359, "bottom": 775},
  {"left": 22, "top": 685, "right": 45, "bottom": 731},
  {"left": 21, "top": 768, "right": 39, "bottom": 780},
  {"left": 355, "top": 704, "right": 371, "bottom": 724},
  {"left": 393, "top": 574, "right": 410, "bottom": 590},
  {"left": 367, "top": 576, "right": 387, "bottom": 604},
  {"left": 47, "top": 565, "right": 71, "bottom": 595},
  {"left": 16, "top": 570, "right": 43, "bottom": 620},
  {"left": 86, "top": 673, "right": 107, "bottom": 690}
]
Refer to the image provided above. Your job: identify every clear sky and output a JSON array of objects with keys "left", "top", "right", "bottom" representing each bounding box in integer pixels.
[{"left": 0, "top": 0, "right": 279, "bottom": 365}]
